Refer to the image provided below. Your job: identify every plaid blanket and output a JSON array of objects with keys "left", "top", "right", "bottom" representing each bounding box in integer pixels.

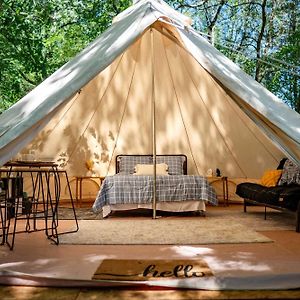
[{"left": 92, "top": 175, "right": 218, "bottom": 213}]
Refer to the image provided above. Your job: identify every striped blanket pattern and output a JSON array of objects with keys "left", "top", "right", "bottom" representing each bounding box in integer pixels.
[{"left": 92, "top": 175, "right": 218, "bottom": 213}]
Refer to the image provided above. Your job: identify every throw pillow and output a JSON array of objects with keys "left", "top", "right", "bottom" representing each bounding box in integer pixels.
[
  {"left": 278, "top": 159, "right": 300, "bottom": 186},
  {"left": 156, "top": 156, "right": 185, "bottom": 175},
  {"left": 134, "top": 163, "right": 168, "bottom": 175},
  {"left": 260, "top": 169, "right": 283, "bottom": 187},
  {"left": 118, "top": 156, "right": 152, "bottom": 174}
]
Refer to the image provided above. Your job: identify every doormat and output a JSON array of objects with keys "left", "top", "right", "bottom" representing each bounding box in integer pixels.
[{"left": 92, "top": 259, "right": 214, "bottom": 281}]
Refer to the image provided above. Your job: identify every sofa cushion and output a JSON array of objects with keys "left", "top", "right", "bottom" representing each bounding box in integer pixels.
[
  {"left": 279, "top": 186, "right": 300, "bottom": 211},
  {"left": 236, "top": 182, "right": 285, "bottom": 205}
]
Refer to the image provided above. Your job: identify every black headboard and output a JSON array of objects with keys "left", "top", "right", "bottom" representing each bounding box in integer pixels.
[{"left": 116, "top": 154, "right": 187, "bottom": 175}]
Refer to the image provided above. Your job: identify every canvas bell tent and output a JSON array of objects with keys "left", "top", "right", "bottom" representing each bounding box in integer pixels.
[{"left": 0, "top": 0, "right": 299, "bottom": 182}]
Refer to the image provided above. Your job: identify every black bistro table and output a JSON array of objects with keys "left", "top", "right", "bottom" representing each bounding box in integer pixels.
[{"left": 0, "top": 160, "right": 78, "bottom": 250}]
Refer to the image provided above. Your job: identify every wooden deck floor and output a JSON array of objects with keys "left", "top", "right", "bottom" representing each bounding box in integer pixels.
[{"left": 0, "top": 204, "right": 299, "bottom": 299}]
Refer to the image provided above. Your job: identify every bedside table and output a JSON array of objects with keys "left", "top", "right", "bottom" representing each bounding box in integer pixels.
[
  {"left": 75, "top": 176, "right": 105, "bottom": 207},
  {"left": 207, "top": 176, "right": 228, "bottom": 206}
]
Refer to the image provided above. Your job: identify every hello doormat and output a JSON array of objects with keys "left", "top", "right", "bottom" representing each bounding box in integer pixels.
[{"left": 92, "top": 259, "right": 214, "bottom": 281}]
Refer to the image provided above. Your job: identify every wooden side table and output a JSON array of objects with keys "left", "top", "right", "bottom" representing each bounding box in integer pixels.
[
  {"left": 207, "top": 176, "right": 229, "bottom": 206},
  {"left": 75, "top": 176, "right": 105, "bottom": 207}
]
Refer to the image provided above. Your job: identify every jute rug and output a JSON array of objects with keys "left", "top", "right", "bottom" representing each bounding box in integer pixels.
[
  {"left": 59, "top": 218, "right": 272, "bottom": 245},
  {"left": 58, "top": 207, "right": 102, "bottom": 220},
  {"left": 92, "top": 259, "right": 213, "bottom": 281},
  {"left": 58, "top": 207, "right": 295, "bottom": 231}
]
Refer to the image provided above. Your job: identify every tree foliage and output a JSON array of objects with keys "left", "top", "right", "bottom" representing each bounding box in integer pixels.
[
  {"left": 0, "top": 0, "right": 131, "bottom": 112},
  {"left": 167, "top": 0, "right": 300, "bottom": 111},
  {"left": 0, "top": 0, "right": 299, "bottom": 113}
]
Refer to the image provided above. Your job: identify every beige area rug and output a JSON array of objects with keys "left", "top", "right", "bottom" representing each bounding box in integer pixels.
[
  {"left": 59, "top": 218, "right": 272, "bottom": 245},
  {"left": 205, "top": 209, "right": 295, "bottom": 231},
  {"left": 58, "top": 207, "right": 295, "bottom": 231},
  {"left": 92, "top": 259, "right": 213, "bottom": 281}
]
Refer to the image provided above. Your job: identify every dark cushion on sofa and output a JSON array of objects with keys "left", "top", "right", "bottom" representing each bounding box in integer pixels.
[
  {"left": 236, "top": 182, "right": 286, "bottom": 205},
  {"left": 279, "top": 186, "right": 300, "bottom": 211},
  {"left": 236, "top": 182, "right": 300, "bottom": 211},
  {"left": 236, "top": 158, "right": 300, "bottom": 232}
]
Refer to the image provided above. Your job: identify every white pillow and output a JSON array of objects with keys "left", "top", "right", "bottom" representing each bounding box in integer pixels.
[{"left": 134, "top": 163, "right": 168, "bottom": 175}]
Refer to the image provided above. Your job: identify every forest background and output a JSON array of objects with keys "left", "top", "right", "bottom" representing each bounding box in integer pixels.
[{"left": 0, "top": 0, "right": 299, "bottom": 113}]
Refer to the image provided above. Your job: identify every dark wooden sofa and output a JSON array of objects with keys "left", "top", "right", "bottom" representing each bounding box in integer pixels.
[{"left": 236, "top": 158, "right": 300, "bottom": 232}]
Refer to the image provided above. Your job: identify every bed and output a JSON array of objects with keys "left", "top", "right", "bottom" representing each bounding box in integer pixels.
[{"left": 92, "top": 154, "right": 218, "bottom": 217}]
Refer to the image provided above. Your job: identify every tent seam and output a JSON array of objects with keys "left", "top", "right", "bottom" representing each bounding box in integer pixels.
[
  {"left": 105, "top": 51, "right": 141, "bottom": 177},
  {"left": 65, "top": 55, "right": 125, "bottom": 167},
  {"left": 159, "top": 29, "right": 201, "bottom": 176},
  {"left": 175, "top": 40, "right": 247, "bottom": 177},
  {"left": 38, "top": 91, "right": 82, "bottom": 139},
  {"left": 220, "top": 87, "right": 281, "bottom": 164}
]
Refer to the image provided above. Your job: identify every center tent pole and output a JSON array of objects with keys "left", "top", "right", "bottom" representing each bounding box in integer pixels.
[{"left": 150, "top": 28, "right": 157, "bottom": 219}]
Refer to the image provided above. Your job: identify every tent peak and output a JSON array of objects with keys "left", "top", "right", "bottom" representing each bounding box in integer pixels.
[
  {"left": 133, "top": 0, "right": 162, "bottom": 4},
  {"left": 113, "top": 0, "right": 192, "bottom": 27}
]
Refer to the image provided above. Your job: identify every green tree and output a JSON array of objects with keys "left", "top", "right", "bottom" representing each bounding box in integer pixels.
[
  {"left": 167, "top": 0, "right": 300, "bottom": 112},
  {"left": 0, "top": 0, "right": 131, "bottom": 113},
  {"left": 0, "top": 0, "right": 299, "bottom": 113}
]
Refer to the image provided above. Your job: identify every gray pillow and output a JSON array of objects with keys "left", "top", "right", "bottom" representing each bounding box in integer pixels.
[
  {"left": 118, "top": 156, "right": 152, "bottom": 174},
  {"left": 156, "top": 156, "right": 185, "bottom": 175},
  {"left": 278, "top": 159, "right": 300, "bottom": 186}
]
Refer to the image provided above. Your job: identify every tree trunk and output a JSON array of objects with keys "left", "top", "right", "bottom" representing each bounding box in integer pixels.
[{"left": 255, "top": 0, "right": 267, "bottom": 82}]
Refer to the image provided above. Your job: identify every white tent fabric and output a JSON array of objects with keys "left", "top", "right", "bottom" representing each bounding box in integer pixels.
[{"left": 0, "top": 0, "right": 299, "bottom": 179}]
